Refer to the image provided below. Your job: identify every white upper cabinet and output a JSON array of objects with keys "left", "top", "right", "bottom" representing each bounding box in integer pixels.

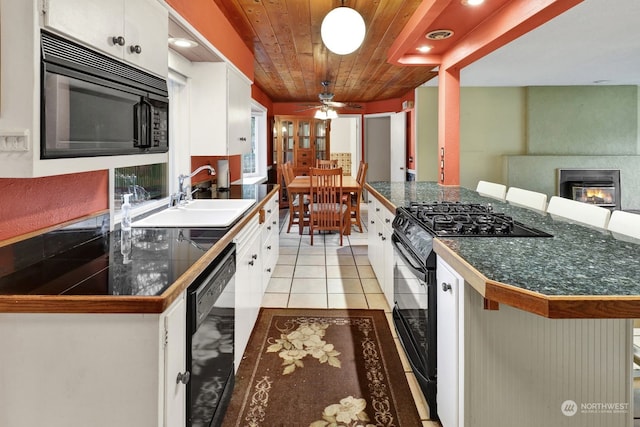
[
  {"left": 190, "top": 62, "right": 251, "bottom": 156},
  {"left": 43, "top": 0, "right": 168, "bottom": 77}
]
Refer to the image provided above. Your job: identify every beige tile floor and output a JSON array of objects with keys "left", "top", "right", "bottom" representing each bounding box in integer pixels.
[{"left": 261, "top": 206, "right": 441, "bottom": 427}]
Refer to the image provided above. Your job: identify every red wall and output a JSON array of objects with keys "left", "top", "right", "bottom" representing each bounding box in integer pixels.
[
  {"left": 0, "top": 171, "right": 108, "bottom": 241},
  {"left": 165, "top": 0, "right": 254, "bottom": 80}
]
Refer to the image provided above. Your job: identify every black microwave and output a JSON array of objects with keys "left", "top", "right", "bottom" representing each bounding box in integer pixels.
[{"left": 40, "top": 31, "right": 169, "bottom": 159}]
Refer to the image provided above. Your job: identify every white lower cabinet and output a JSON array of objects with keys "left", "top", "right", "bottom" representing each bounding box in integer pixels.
[
  {"left": 0, "top": 294, "right": 187, "bottom": 427},
  {"left": 261, "top": 192, "right": 280, "bottom": 292},
  {"left": 436, "top": 257, "right": 463, "bottom": 427},
  {"left": 367, "top": 195, "right": 395, "bottom": 307},
  {"left": 234, "top": 215, "right": 262, "bottom": 370}
]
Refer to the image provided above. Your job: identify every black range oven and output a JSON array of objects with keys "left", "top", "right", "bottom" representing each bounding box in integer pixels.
[{"left": 391, "top": 201, "right": 552, "bottom": 421}]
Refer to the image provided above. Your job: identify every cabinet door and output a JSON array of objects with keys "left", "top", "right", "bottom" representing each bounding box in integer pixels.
[
  {"left": 436, "top": 258, "right": 462, "bottom": 427},
  {"left": 124, "top": 0, "right": 168, "bottom": 76},
  {"left": 163, "top": 295, "right": 187, "bottom": 427},
  {"left": 227, "top": 68, "right": 251, "bottom": 155},
  {"left": 44, "top": 0, "right": 125, "bottom": 59},
  {"left": 314, "top": 121, "right": 328, "bottom": 162},
  {"left": 189, "top": 63, "right": 227, "bottom": 155}
]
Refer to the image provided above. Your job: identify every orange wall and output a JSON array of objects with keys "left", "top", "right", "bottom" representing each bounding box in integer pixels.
[
  {"left": 192, "top": 155, "right": 242, "bottom": 184},
  {"left": 165, "top": 0, "right": 254, "bottom": 80},
  {"left": 0, "top": 172, "right": 108, "bottom": 241}
]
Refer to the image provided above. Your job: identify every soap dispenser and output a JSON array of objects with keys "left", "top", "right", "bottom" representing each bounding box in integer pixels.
[{"left": 121, "top": 193, "right": 133, "bottom": 231}]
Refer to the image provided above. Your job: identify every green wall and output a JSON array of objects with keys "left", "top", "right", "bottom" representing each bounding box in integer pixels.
[
  {"left": 415, "top": 86, "right": 527, "bottom": 188},
  {"left": 416, "top": 85, "right": 640, "bottom": 207},
  {"left": 527, "top": 86, "right": 639, "bottom": 155}
]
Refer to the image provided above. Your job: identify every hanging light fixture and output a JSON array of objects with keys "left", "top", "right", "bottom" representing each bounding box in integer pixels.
[
  {"left": 315, "top": 108, "right": 338, "bottom": 120},
  {"left": 321, "top": 1, "right": 366, "bottom": 55}
]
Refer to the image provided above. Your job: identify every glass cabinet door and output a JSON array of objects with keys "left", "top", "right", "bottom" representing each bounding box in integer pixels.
[
  {"left": 315, "top": 121, "right": 327, "bottom": 161},
  {"left": 282, "top": 120, "right": 294, "bottom": 164},
  {"left": 298, "top": 121, "right": 311, "bottom": 149}
]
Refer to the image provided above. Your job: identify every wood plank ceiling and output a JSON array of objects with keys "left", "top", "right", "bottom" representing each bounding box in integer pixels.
[{"left": 212, "top": 0, "right": 438, "bottom": 104}]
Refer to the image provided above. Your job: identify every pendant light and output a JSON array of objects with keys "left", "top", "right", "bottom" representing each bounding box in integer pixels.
[{"left": 321, "top": 1, "right": 366, "bottom": 55}]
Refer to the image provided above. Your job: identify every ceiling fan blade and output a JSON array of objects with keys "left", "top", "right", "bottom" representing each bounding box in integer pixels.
[
  {"left": 325, "top": 101, "right": 347, "bottom": 108},
  {"left": 294, "top": 105, "right": 322, "bottom": 112}
]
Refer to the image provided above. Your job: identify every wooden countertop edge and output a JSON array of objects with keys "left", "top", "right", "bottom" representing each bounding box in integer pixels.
[
  {"left": 433, "top": 240, "right": 487, "bottom": 295},
  {"left": 0, "top": 186, "right": 280, "bottom": 314},
  {"left": 434, "top": 239, "right": 640, "bottom": 319},
  {"left": 365, "top": 184, "right": 397, "bottom": 213}
]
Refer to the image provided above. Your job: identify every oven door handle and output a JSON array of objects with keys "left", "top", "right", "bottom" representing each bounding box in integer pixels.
[{"left": 391, "top": 233, "right": 428, "bottom": 282}]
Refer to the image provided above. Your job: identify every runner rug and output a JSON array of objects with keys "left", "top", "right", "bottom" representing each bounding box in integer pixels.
[{"left": 222, "top": 308, "right": 422, "bottom": 426}]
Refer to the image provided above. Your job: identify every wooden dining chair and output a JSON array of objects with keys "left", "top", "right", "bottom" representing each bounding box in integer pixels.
[
  {"left": 281, "top": 162, "right": 309, "bottom": 233},
  {"left": 308, "top": 166, "right": 349, "bottom": 245},
  {"left": 316, "top": 159, "right": 338, "bottom": 169},
  {"left": 345, "top": 161, "right": 368, "bottom": 232}
]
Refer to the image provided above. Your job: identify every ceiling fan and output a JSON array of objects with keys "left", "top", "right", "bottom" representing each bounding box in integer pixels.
[{"left": 296, "top": 81, "right": 363, "bottom": 113}]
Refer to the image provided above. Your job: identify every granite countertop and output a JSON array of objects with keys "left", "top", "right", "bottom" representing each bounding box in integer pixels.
[
  {"left": 0, "top": 184, "right": 279, "bottom": 314},
  {"left": 366, "top": 181, "right": 640, "bottom": 318}
]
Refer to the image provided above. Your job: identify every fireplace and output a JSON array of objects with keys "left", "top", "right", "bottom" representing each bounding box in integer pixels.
[{"left": 557, "top": 169, "right": 621, "bottom": 210}]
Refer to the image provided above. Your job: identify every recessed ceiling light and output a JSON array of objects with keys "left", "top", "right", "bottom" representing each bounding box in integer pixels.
[
  {"left": 417, "top": 45, "right": 432, "bottom": 53},
  {"left": 169, "top": 38, "right": 198, "bottom": 48},
  {"left": 462, "top": 0, "right": 485, "bottom": 5},
  {"left": 426, "top": 30, "right": 454, "bottom": 40}
]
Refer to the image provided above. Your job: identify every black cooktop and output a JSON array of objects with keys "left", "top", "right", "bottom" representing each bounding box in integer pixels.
[{"left": 405, "top": 201, "right": 553, "bottom": 238}]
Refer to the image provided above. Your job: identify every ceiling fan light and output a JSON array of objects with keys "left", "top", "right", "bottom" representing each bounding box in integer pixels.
[
  {"left": 315, "top": 109, "right": 328, "bottom": 120},
  {"left": 327, "top": 109, "right": 338, "bottom": 119},
  {"left": 321, "top": 6, "right": 366, "bottom": 55}
]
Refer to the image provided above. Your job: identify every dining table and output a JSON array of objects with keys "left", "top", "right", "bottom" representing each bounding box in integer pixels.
[{"left": 286, "top": 175, "right": 361, "bottom": 235}]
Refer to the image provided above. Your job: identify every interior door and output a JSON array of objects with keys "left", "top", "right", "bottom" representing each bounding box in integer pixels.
[{"left": 390, "top": 112, "right": 406, "bottom": 182}]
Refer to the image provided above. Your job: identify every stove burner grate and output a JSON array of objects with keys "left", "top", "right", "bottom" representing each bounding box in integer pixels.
[{"left": 405, "top": 201, "right": 552, "bottom": 238}]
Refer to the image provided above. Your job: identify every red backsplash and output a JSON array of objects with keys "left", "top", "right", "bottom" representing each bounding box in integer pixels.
[{"left": 0, "top": 171, "right": 108, "bottom": 242}]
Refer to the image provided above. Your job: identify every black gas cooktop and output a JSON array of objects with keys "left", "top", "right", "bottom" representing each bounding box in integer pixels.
[{"left": 405, "top": 201, "right": 553, "bottom": 238}]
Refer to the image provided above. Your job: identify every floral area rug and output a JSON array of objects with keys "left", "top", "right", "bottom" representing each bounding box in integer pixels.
[{"left": 222, "top": 308, "right": 422, "bottom": 427}]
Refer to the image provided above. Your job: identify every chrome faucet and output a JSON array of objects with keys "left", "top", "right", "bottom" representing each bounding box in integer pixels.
[{"left": 169, "top": 165, "right": 216, "bottom": 207}]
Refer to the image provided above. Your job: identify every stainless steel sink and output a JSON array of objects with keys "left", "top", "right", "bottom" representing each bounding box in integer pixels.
[{"left": 131, "top": 199, "right": 256, "bottom": 228}]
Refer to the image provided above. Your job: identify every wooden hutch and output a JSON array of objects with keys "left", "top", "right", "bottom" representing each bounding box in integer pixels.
[{"left": 273, "top": 115, "right": 331, "bottom": 203}]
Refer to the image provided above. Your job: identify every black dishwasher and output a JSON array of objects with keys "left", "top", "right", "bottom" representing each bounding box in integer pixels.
[{"left": 186, "top": 243, "right": 235, "bottom": 427}]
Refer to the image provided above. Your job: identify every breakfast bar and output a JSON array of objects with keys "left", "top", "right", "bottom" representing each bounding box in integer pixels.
[
  {"left": 366, "top": 181, "right": 640, "bottom": 318},
  {"left": 366, "top": 181, "right": 638, "bottom": 427}
]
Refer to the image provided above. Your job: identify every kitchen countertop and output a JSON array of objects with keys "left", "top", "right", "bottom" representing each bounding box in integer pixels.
[
  {"left": 366, "top": 181, "right": 640, "bottom": 318},
  {"left": 0, "top": 184, "right": 279, "bottom": 314}
]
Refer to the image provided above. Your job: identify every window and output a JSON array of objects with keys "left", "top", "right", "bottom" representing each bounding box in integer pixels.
[{"left": 243, "top": 101, "right": 267, "bottom": 181}]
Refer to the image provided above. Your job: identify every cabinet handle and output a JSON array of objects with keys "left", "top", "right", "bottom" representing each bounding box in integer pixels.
[
  {"left": 385, "top": 218, "right": 390, "bottom": 223},
  {"left": 111, "top": 36, "right": 125, "bottom": 46},
  {"left": 176, "top": 371, "right": 190, "bottom": 385},
  {"left": 376, "top": 207, "right": 380, "bottom": 212},
  {"left": 370, "top": 220, "right": 375, "bottom": 224},
  {"left": 240, "top": 137, "right": 247, "bottom": 141},
  {"left": 267, "top": 209, "right": 272, "bottom": 214},
  {"left": 267, "top": 226, "right": 272, "bottom": 231},
  {"left": 248, "top": 260, "right": 254, "bottom": 266},
  {"left": 266, "top": 268, "right": 272, "bottom": 273},
  {"left": 378, "top": 232, "right": 383, "bottom": 237},
  {"left": 272, "top": 220, "right": 277, "bottom": 225},
  {"left": 252, "top": 254, "right": 258, "bottom": 260},
  {"left": 129, "top": 44, "right": 142, "bottom": 54},
  {"left": 441, "top": 282, "right": 452, "bottom": 292},
  {"left": 381, "top": 236, "right": 386, "bottom": 241},
  {"left": 267, "top": 245, "right": 272, "bottom": 250}
]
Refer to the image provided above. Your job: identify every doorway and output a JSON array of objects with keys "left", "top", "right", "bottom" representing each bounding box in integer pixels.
[
  {"left": 329, "top": 115, "right": 360, "bottom": 177},
  {"left": 365, "top": 112, "right": 406, "bottom": 182}
]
